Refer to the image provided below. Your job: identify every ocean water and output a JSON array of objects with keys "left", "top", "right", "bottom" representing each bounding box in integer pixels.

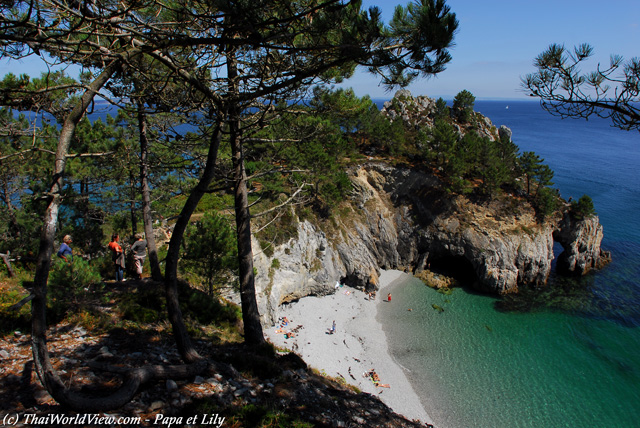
[{"left": 378, "top": 101, "right": 640, "bottom": 428}]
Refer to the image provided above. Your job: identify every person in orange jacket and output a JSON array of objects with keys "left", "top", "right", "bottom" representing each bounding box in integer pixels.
[{"left": 108, "top": 233, "right": 125, "bottom": 281}]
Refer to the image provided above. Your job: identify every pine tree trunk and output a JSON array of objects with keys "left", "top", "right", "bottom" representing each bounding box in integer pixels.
[
  {"left": 31, "top": 59, "right": 125, "bottom": 407},
  {"left": 163, "top": 123, "right": 222, "bottom": 362},
  {"left": 129, "top": 168, "right": 138, "bottom": 236},
  {"left": 230, "top": 125, "right": 266, "bottom": 346},
  {"left": 227, "top": 51, "right": 265, "bottom": 346},
  {"left": 136, "top": 103, "right": 163, "bottom": 281}
]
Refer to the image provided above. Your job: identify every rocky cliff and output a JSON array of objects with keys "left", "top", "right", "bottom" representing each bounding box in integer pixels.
[
  {"left": 252, "top": 161, "right": 608, "bottom": 325},
  {"left": 246, "top": 90, "right": 609, "bottom": 324}
]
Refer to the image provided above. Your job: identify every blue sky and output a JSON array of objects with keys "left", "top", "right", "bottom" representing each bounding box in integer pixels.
[
  {"left": 346, "top": 0, "right": 640, "bottom": 100},
  {"left": 2, "top": 0, "right": 638, "bottom": 101}
]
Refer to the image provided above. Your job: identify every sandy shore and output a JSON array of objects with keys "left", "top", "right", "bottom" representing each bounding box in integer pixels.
[{"left": 265, "top": 270, "right": 432, "bottom": 424}]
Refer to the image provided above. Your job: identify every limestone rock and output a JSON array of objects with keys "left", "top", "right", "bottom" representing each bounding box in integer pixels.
[
  {"left": 251, "top": 161, "right": 608, "bottom": 323},
  {"left": 250, "top": 88, "right": 608, "bottom": 321},
  {"left": 554, "top": 213, "right": 609, "bottom": 275}
]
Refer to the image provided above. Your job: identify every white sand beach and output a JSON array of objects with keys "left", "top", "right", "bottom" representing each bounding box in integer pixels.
[{"left": 265, "top": 270, "right": 432, "bottom": 424}]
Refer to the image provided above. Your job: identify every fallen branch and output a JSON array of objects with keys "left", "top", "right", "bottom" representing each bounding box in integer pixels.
[
  {"left": 8, "top": 294, "right": 34, "bottom": 311},
  {"left": 53, "top": 359, "right": 213, "bottom": 412}
]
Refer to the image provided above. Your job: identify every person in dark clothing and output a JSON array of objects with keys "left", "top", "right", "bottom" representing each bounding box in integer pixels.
[{"left": 130, "top": 233, "right": 147, "bottom": 279}]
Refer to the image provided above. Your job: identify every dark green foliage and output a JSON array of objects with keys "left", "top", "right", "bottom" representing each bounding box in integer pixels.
[
  {"left": 452, "top": 89, "right": 475, "bottom": 123},
  {"left": 182, "top": 212, "right": 238, "bottom": 295},
  {"left": 519, "top": 151, "right": 553, "bottom": 195},
  {"left": 435, "top": 97, "right": 450, "bottom": 119},
  {"left": 179, "top": 286, "right": 240, "bottom": 326},
  {"left": 0, "top": 285, "right": 32, "bottom": 334},
  {"left": 247, "top": 88, "right": 367, "bottom": 217},
  {"left": 426, "top": 118, "right": 457, "bottom": 166},
  {"left": 474, "top": 135, "right": 509, "bottom": 198},
  {"left": 48, "top": 257, "right": 102, "bottom": 302},
  {"left": 118, "top": 281, "right": 240, "bottom": 326},
  {"left": 523, "top": 43, "right": 640, "bottom": 131},
  {"left": 496, "top": 132, "right": 520, "bottom": 178},
  {"left": 119, "top": 293, "right": 164, "bottom": 324},
  {"left": 570, "top": 194, "right": 596, "bottom": 220},
  {"left": 0, "top": 105, "right": 58, "bottom": 255},
  {"left": 382, "top": 0, "right": 459, "bottom": 87},
  {"left": 256, "top": 208, "right": 299, "bottom": 256},
  {"left": 533, "top": 187, "right": 559, "bottom": 220},
  {"left": 516, "top": 151, "right": 560, "bottom": 219}
]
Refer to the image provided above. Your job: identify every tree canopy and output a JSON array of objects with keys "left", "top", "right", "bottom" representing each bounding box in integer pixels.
[
  {"left": 522, "top": 43, "right": 640, "bottom": 132},
  {"left": 0, "top": 0, "right": 462, "bottom": 412}
]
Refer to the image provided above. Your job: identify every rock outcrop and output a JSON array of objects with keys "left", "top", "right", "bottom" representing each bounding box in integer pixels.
[
  {"left": 246, "top": 90, "right": 609, "bottom": 324},
  {"left": 252, "top": 162, "right": 608, "bottom": 324},
  {"left": 554, "top": 213, "right": 611, "bottom": 275}
]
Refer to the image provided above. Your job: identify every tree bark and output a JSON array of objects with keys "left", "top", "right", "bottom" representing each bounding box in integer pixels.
[
  {"left": 56, "top": 360, "right": 210, "bottom": 412},
  {"left": 30, "top": 58, "right": 124, "bottom": 406},
  {"left": 164, "top": 122, "right": 222, "bottom": 363},
  {"left": 227, "top": 51, "right": 265, "bottom": 346},
  {"left": 0, "top": 253, "right": 15, "bottom": 277},
  {"left": 229, "top": 126, "right": 266, "bottom": 346},
  {"left": 28, "top": 54, "right": 213, "bottom": 411},
  {"left": 136, "top": 102, "right": 163, "bottom": 281},
  {"left": 129, "top": 167, "right": 138, "bottom": 236}
]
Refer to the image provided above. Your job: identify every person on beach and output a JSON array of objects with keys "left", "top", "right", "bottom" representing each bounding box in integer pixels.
[
  {"left": 56, "top": 235, "right": 73, "bottom": 263},
  {"left": 368, "top": 369, "right": 390, "bottom": 388},
  {"left": 387, "top": 293, "right": 392, "bottom": 302},
  {"left": 108, "top": 233, "right": 125, "bottom": 282},
  {"left": 330, "top": 320, "right": 336, "bottom": 334},
  {"left": 130, "top": 233, "right": 147, "bottom": 279}
]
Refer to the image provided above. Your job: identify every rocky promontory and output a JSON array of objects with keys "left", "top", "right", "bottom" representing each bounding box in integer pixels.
[
  {"left": 251, "top": 160, "right": 608, "bottom": 324},
  {"left": 247, "top": 91, "right": 609, "bottom": 324}
]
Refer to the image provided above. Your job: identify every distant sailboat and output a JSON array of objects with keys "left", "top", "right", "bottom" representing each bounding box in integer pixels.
[{"left": 505, "top": 105, "right": 510, "bottom": 109}]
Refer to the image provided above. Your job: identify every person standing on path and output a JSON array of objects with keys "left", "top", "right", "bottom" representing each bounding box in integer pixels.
[
  {"left": 130, "top": 233, "right": 147, "bottom": 280},
  {"left": 108, "top": 233, "right": 125, "bottom": 282},
  {"left": 56, "top": 235, "right": 73, "bottom": 263}
]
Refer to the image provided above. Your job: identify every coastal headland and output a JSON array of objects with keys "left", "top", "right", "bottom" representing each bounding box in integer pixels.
[{"left": 249, "top": 92, "right": 609, "bottom": 331}]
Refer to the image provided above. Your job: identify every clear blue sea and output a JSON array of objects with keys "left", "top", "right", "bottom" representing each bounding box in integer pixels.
[{"left": 378, "top": 100, "right": 640, "bottom": 428}]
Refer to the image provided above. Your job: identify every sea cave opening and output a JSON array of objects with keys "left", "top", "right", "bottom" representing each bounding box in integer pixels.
[{"left": 426, "top": 253, "right": 478, "bottom": 286}]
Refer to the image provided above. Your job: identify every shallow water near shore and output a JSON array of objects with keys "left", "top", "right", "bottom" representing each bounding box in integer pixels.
[{"left": 379, "top": 277, "right": 640, "bottom": 428}]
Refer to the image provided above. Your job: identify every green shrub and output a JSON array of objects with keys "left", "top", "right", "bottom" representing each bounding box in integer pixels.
[
  {"left": 179, "top": 286, "right": 240, "bottom": 326},
  {"left": 49, "top": 257, "right": 102, "bottom": 301},
  {"left": 534, "top": 187, "right": 559, "bottom": 220},
  {"left": 0, "top": 287, "right": 32, "bottom": 334},
  {"left": 570, "top": 194, "right": 596, "bottom": 220},
  {"left": 452, "top": 89, "right": 476, "bottom": 123}
]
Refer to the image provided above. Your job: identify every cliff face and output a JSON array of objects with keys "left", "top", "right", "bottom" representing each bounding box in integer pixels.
[
  {"left": 248, "top": 90, "right": 609, "bottom": 324},
  {"left": 252, "top": 162, "right": 607, "bottom": 324},
  {"left": 554, "top": 213, "right": 611, "bottom": 275}
]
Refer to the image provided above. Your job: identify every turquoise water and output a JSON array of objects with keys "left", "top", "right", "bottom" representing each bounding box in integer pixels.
[
  {"left": 381, "top": 281, "right": 640, "bottom": 428},
  {"left": 378, "top": 101, "right": 640, "bottom": 428}
]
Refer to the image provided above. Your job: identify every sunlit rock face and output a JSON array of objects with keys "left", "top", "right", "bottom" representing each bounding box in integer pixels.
[
  {"left": 250, "top": 90, "right": 608, "bottom": 323},
  {"left": 251, "top": 160, "right": 607, "bottom": 324}
]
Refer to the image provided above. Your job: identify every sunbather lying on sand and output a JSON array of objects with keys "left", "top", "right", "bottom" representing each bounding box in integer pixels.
[{"left": 366, "top": 369, "right": 390, "bottom": 388}]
